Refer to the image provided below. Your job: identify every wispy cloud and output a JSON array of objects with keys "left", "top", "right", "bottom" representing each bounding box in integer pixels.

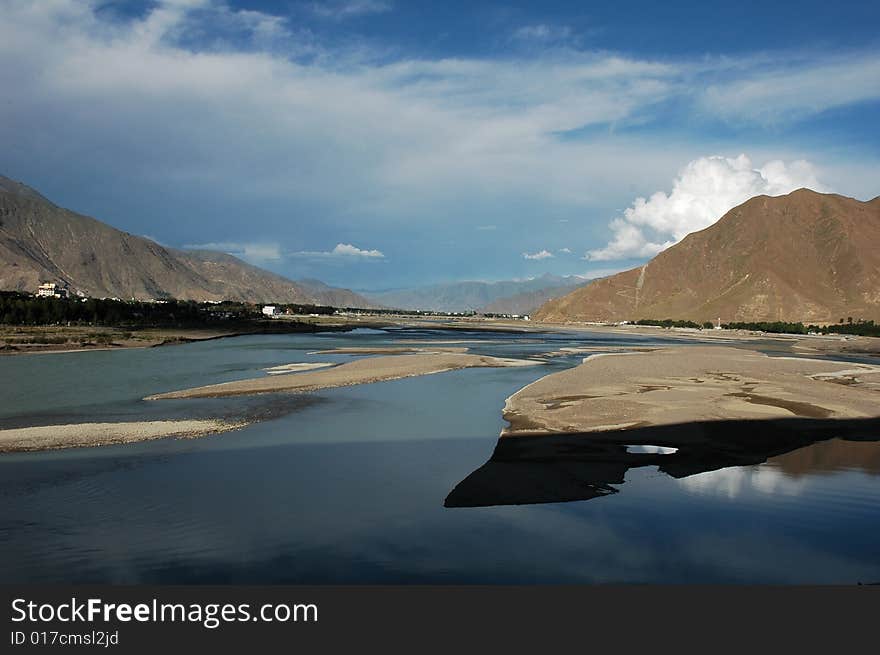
[
  {"left": 700, "top": 53, "right": 880, "bottom": 124},
  {"left": 0, "top": 1, "right": 878, "bottom": 286},
  {"left": 292, "top": 243, "right": 385, "bottom": 259},
  {"left": 512, "top": 24, "right": 573, "bottom": 44},
  {"left": 306, "top": 1, "right": 392, "bottom": 20},
  {"left": 557, "top": 247, "right": 572, "bottom": 254},
  {"left": 523, "top": 249, "right": 554, "bottom": 260},
  {"left": 183, "top": 241, "right": 282, "bottom": 264}
]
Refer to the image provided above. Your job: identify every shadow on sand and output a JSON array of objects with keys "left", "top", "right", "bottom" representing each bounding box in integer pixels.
[{"left": 444, "top": 417, "right": 880, "bottom": 507}]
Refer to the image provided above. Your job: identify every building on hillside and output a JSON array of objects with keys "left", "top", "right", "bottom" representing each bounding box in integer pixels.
[
  {"left": 36, "top": 282, "right": 69, "bottom": 299},
  {"left": 262, "top": 305, "right": 278, "bottom": 317}
]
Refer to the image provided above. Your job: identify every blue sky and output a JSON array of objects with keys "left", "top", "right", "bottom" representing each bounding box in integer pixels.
[{"left": 1, "top": 0, "right": 878, "bottom": 289}]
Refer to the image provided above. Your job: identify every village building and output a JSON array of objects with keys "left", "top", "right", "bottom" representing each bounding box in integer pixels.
[{"left": 35, "top": 282, "right": 69, "bottom": 299}]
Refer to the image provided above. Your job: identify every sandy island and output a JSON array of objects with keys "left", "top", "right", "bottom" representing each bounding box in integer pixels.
[
  {"left": 263, "top": 362, "right": 336, "bottom": 375},
  {"left": 502, "top": 346, "right": 880, "bottom": 437},
  {"left": 147, "top": 352, "right": 542, "bottom": 400},
  {"left": 0, "top": 419, "right": 246, "bottom": 453},
  {"left": 312, "top": 346, "right": 470, "bottom": 355}
]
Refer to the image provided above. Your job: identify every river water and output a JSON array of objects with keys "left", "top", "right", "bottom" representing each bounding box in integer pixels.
[{"left": 1, "top": 327, "right": 878, "bottom": 583}]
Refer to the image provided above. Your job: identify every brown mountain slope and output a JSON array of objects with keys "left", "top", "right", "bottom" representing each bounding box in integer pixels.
[
  {"left": 0, "top": 175, "right": 374, "bottom": 306},
  {"left": 535, "top": 189, "right": 880, "bottom": 324}
]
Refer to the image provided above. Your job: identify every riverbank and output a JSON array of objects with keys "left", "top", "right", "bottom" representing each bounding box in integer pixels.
[
  {"left": 537, "top": 320, "right": 880, "bottom": 355},
  {"left": 147, "top": 352, "right": 542, "bottom": 400},
  {"left": 501, "top": 346, "right": 880, "bottom": 437},
  {"left": 0, "top": 318, "right": 389, "bottom": 355}
]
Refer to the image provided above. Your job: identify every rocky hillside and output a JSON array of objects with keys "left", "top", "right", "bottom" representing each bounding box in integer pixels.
[
  {"left": 0, "top": 175, "right": 373, "bottom": 306},
  {"left": 534, "top": 189, "right": 880, "bottom": 324}
]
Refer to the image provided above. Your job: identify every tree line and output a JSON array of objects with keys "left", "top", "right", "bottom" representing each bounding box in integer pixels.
[{"left": 633, "top": 316, "right": 880, "bottom": 337}]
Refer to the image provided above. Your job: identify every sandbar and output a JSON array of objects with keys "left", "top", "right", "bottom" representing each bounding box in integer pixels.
[
  {"left": 147, "top": 352, "right": 541, "bottom": 400},
  {"left": 0, "top": 419, "right": 245, "bottom": 453},
  {"left": 263, "top": 362, "right": 336, "bottom": 375},
  {"left": 502, "top": 346, "right": 880, "bottom": 437},
  {"left": 313, "top": 346, "right": 469, "bottom": 355}
]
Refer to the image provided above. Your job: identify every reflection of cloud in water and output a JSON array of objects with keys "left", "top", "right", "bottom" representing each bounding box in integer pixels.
[
  {"left": 626, "top": 444, "right": 678, "bottom": 454},
  {"left": 677, "top": 464, "right": 808, "bottom": 499}
]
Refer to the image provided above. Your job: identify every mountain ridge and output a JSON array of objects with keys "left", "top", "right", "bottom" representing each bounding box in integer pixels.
[
  {"left": 534, "top": 189, "right": 880, "bottom": 324},
  {"left": 364, "top": 273, "right": 588, "bottom": 313},
  {"left": 0, "top": 175, "right": 374, "bottom": 307}
]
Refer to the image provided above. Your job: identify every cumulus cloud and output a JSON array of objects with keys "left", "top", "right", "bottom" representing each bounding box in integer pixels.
[
  {"left": 523, "top": 249, "right": 554, "bottom": 260},
  {"left": 586, "top": 154, "right": 827, "bottom": 261},
  {"left": 293, "top": 243, "right": 385, "bottom": 259}
]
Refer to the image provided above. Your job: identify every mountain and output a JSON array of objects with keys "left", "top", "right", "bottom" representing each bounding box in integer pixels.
[
  {"left": 365, "top": 274, "right": 588, "bottom": 313},
  {"left": 534, "top": 189, "right": 880, "bottom": 324},
  {"left": 481, "top": 281, "right": 590, "bottom": 315},
  {"left": 296, "top": 278, "right": 383, "bottom": 309},
  {"left": 0, "top": 175, "right": 374, "bottom": 307}
]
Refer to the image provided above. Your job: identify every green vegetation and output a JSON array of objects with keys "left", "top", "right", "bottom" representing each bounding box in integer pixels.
[
  {"left": 723, "top": 320, "right": 880, "bottom": 337},
  {"left": 633, "top": 318, "right": 704, "bottom": 329},
  {"left": 633, "top": 316, "right": 880, "bottom": 337},
  {"left": 721, "top": 321, "right": 809, "bottom": 334},
  {"left": 810, "top": 320, "right": 880, "bottom": 337},
  {"left": 0, "top": 292, "right": 245, "bottom": 326},
  {"left": 0, "top": 292, "right": 351, "bottom": 328}
]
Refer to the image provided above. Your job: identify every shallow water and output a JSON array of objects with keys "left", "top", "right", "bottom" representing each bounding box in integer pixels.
[{"left": 1, "top": 328, "right": 879, "bottom": 583}]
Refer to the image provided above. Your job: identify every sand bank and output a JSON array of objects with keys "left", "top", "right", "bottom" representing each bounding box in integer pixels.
[
  {"left": 502, "top": 346, "right": 880, "bottom": 437},
  {"left": 263, "top": 362, "right": 336, "bottom": 375},
  {"left": 0, "top": 419, "right": 245, "bottom": 453},
  {"left": 147, "top": 352, "right": 541, "bottom": 400},
  {"left": 313, "top": 346, "right": 469, "bottom": 355}
]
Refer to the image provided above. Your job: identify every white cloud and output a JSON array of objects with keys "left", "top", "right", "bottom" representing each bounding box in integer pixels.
[
  {"left": 306, "top": 1, "right": 392, "bottom": 20},
  {"left": 512, "top": 24, "right": 573, "bottom": 44},
  {"left": 701, "top": 54, "right": 880, "bottom": 124},
  {"left": 183, "top": 241, "right": 282, "bottom": 264},
  {"left": 586, "top": 154, "right": 827, "bottom": 261},
  {"left": 293, "top": 243, "right": 385, "bottom": 259},
  {"left": 558, "top": 247, "right": 572, "bottom": 254},
  {"left": 523, "top": 249, "right": 554, "bottom": 260},
  {"left": 0, "top": 0, "right": 877, "bottom": 268}
]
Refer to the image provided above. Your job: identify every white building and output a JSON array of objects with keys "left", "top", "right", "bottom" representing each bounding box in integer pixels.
[
  {"left": 36, "top": 282, "right": 69, "bottom": 299},
  {"left": 262, "top": 305, "right": 278, "bottom": 317}
]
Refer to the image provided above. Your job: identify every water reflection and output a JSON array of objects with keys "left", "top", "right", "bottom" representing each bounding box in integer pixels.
[{"left": 445, "top": 417, "right": 880, "bottom": 507}]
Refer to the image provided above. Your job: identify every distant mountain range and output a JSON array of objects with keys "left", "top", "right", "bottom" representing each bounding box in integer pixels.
[
  {"left": 0, "top": 175, "right": 375, "bottom": 307},
  {"left": 364, "top": 274, "right": 589, "bottom": 314},
  {"left": 535, "top": 189, "right": 880, "bottom": 324}
]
